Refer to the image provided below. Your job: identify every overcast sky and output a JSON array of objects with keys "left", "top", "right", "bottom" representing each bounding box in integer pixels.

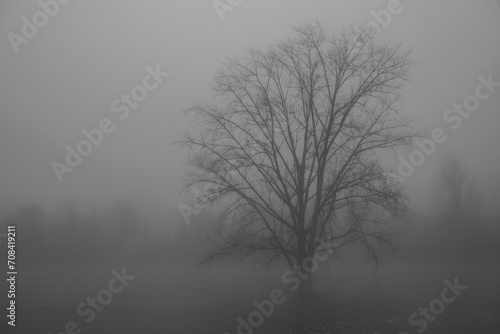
[{"left": 1, "top": 0, "right": 499, "bottom": 217}]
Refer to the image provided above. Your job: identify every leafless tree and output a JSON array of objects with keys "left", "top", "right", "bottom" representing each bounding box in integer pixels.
[
  {"left": 177, "top": 22, "right": 417, "bottom": 303},
  {"left": 436, "top": 154, "right": 481, "bottom": 221},
  {"left": 434, "top": 154, "right": 483, "bottom": 255}
]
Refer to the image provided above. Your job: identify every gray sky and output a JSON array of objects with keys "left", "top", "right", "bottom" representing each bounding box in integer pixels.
[{"left": 1, "top": 0, "right": 499, "bottom": 216}]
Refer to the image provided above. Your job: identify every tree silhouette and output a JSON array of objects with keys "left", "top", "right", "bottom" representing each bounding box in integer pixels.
[
  {"left": 178, "top": 22, "right": 417, "bottom": 323},
  {"left": 434, "top": 154, "right": 483, "bottom": 257}
]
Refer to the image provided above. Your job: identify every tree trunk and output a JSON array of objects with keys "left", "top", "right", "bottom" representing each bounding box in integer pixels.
[{"left": 292, "top": 262, "right": 314, "bottom": 332}]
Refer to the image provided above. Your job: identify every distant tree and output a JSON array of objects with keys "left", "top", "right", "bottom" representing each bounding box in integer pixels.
[
  {"left": 178, "top": 22, "right": 417, "bottom": 322},
  {"left": 435, "top": 154, "right": 482, "bottom": 222},
  {"left": 433, "top": 154, "right": 483, "bottom": 257}
]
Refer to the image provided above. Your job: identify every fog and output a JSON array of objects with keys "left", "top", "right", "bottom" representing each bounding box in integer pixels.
[{"left": 0, "top": 1, "right": 499, "bottom": 333}]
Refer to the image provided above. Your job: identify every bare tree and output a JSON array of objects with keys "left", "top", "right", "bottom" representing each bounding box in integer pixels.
[
  {"left": 434, "top": 154, "right": 483, "bottom": 256},
  {"left": 177, "top": 22, "right": 416, "bottom": 312},
  {"left": 436, "top": 154, "right": 481, "bottom": 221}
]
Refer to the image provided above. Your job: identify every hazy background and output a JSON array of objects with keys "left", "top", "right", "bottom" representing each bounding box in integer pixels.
[
  {"left": 1, "top": 0, "right": 499, "bottom": 217},
  {"left": 0, "top": 1, "right": 500, "bottom": 333}
]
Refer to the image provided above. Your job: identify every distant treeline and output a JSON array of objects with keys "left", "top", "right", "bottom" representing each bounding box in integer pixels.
[
  {"left": 401, "top": 210, "right": 500, "bottom": 262},
  {"left": 0, "top": 198, "right": 218, "bottom": 265},
  {"left": 0, "top": 197, "right": 498, "bottom": 266}
]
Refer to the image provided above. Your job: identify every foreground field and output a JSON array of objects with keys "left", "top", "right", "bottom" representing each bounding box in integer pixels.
[{"left": 1, "top": 261, "right": 499, "bottom": 334}]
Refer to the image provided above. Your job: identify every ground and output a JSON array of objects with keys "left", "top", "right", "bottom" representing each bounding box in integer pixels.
[{"left": 1, "top": 261, "right": 499, "bottom": 334}]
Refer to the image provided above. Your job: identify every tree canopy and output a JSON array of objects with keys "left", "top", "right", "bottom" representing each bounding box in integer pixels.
[{"left": 178, "top": 22, "right": 417, "bottom": 269}]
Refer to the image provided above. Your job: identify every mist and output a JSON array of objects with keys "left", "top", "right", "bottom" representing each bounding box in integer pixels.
[{"left": 1, "top": 1, "right": 499, "bottom": 333}]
